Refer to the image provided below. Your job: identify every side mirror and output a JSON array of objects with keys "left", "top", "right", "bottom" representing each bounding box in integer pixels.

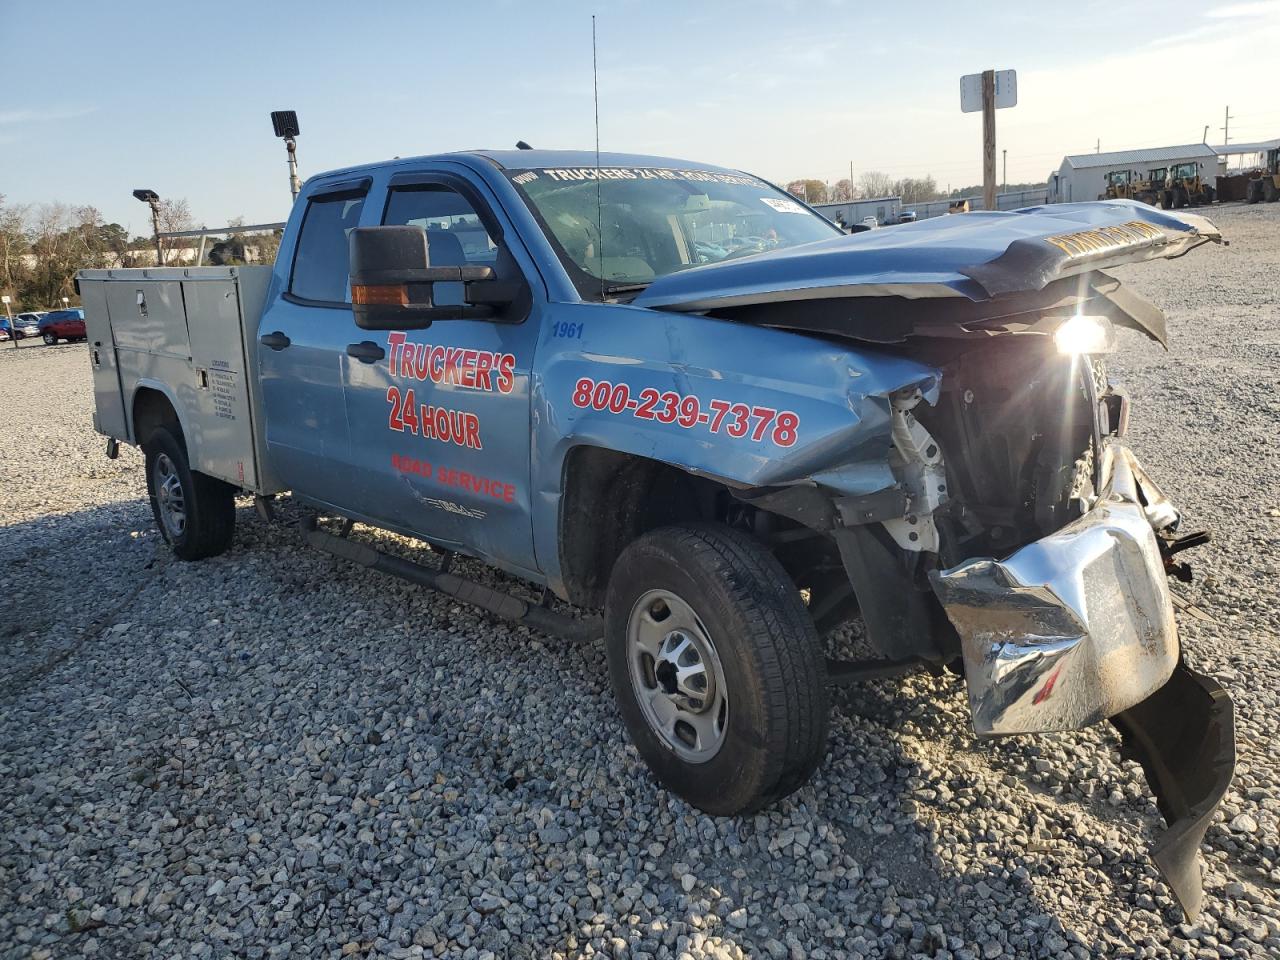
[{"left": 349, "top": 225, "right": 520, "bottom": 330}]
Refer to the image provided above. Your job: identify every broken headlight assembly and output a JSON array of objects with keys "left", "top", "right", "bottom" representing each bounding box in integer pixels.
[{"left": 1053, "top": 314, "right": 1116, "bottom": 355}]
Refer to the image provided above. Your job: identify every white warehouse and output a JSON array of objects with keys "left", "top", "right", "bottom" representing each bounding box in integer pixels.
[{"left": 1047, "top": 143, "right": 1224, "bottom": 204}]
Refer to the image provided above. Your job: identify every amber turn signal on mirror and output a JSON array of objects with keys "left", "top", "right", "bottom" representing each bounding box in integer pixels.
[{"left": 351, "top": 283, "right": 410, "bottom": 307}]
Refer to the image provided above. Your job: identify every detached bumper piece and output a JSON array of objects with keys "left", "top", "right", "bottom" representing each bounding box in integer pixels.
[
  {"left": 931, "top": 443, "right": 1180, "bottom": 736},
  {"left": 931, "top": 441, "right": 1236, "bottom": 920},
  {"left": 1111, "top": 662, "right": 1235, "bottom": 921}
]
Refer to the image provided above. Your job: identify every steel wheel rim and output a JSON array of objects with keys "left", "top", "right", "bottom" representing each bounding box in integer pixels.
[
  {"left": 153, "top": 453, "right": 187, "bottom": 538},
  {"left": 626, "top": 588, "right": 729, "bottom": 764}
]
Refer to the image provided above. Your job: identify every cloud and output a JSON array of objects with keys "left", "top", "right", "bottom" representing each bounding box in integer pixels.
[
  {"left": 1205, "top": 1, "right": 1280, "bottom": 17},
  {"left": 0, "top": 105, "right": 97, "bottom": 125}
]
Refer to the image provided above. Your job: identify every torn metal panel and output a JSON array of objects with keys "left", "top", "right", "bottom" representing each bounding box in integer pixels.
[
  {"left": 631, "top": 200, "right": 1220, "bottom": 313},
  {"left": 930, "top": 442, "right": 1181, "bottom": 736},
  {"left": 1110, "top": 662, "right": 1236, "bottom": 922}
]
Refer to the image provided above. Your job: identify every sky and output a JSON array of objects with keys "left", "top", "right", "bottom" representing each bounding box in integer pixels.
[{"left": 2, "top": 0, "right": 1278, "bottom": 234}]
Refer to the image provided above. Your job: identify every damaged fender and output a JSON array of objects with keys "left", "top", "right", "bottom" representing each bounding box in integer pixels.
[{"left": 534, "top": 304, "right": 941, "bottom": 593}]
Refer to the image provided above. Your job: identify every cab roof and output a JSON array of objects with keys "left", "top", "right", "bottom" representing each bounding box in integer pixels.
[{"left": 309, "top": 149, "right": 743, "bottom": 182}]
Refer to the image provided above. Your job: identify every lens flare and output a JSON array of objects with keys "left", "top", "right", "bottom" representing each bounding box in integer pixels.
[{"left": 1054, "top": 315, "right": 1116, "bottom": 355}]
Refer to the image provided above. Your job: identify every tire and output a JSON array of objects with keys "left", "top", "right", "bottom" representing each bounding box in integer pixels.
[
  {"left": 1173, "top": 187, "right": 1188, "bottom": 209},
  {"left": 1265, "top": 179, "right": 1280, "bottom": 203},
  {"left": 604, "top": 523, "right": 829, "bottom": 815},
  {"left": 42, "top": 332, "right": 57, "bottom": 345},
  {"left": 143, "top": 426, "right": 236, "bottom": 560}
]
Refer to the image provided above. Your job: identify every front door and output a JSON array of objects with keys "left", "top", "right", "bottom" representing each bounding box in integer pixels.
[
  {"left": 257, "top": 179, "right": 369, "bottom": 507},
  {"left": 341, "top": 173, "right": 542, "bottom": 574}
]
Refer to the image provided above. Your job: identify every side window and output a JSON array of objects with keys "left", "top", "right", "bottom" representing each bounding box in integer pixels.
[
  {"left": 383, "top": 186, "right": 499, "bottom": 267},
  {"left": 383, "top": 185, "right": 501, "bottom": 307},
  {"left": 289, "top": 190, "right": 367, "bottom": 303}
]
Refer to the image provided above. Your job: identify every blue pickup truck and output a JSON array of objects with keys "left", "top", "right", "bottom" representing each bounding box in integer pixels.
[{"left": 78, "top": 148, "right": 1233, "bottom": 919}]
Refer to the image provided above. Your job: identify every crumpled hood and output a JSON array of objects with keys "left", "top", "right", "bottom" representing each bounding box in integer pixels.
[{"left": 631, "top": 200, "right": 1222, "bottom": 312}]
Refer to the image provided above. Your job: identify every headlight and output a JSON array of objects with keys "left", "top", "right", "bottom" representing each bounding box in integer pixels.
[{"left": 1054, "top": 314, "right": 1116, "bottom": 355}]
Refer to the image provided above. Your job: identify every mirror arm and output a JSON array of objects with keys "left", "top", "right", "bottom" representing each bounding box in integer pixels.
[{"left": 465, "top": 279, "right": 523, "bottom": 306}]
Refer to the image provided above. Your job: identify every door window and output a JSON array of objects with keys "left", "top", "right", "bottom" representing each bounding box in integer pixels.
[
  {"left": 289, "top": 190, "right": 367, "bottom": 304},
  {"left": 382, "top": 186, "right": 500, "bottom": 305}
]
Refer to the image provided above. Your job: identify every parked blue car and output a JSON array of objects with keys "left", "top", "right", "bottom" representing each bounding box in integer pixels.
[{"left": 0, "top": 312, "right": 43, "bottom": 340}]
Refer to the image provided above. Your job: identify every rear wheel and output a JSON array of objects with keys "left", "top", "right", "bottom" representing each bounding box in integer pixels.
[
  {"left": 42, "top": 332, "right": 57, "bottom": 345},
  {"left": 143, "top": 426, "right": 236, "bottom": 560},
  {"left": 1265, "top": 178, "right": 1280, "bottom": 203},
  {"left": 605, "top": 524, "right": 829, "bottom": 815}
]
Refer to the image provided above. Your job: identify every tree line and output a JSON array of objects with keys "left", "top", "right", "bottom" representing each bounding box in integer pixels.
[
  {"left": 0, "top": 195, "right": 281, "bottom": 310},
  {"left": 784, "top": 172, "right": 1047, "bottom": 206}
]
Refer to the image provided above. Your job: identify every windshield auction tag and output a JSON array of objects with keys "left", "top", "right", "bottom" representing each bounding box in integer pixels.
[{"left": 759, "top": 197, "right": 807, "bottom": 214}]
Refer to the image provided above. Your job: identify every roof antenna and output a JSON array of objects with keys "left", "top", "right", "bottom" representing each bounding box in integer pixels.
[
  {"left": 516, "top": 140, "right": 533, "bottom": 150},
  {"left": 593, "top": 14, "right": 604, "bottom": 301}
]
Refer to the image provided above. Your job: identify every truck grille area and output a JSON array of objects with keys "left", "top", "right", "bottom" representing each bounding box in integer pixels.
[{"left": 913, "top": 337, "right": 1097, "bottom": 563}]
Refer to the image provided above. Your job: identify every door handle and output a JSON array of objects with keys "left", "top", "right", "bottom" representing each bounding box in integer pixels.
[
  {"left": 259, "top": 331, "right": 291, "bottom": 351},
  {"left": 346, "top": 340, "right": 386, "bottom": 364}
]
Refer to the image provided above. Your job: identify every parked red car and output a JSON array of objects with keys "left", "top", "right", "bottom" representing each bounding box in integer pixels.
[{"left": 38, "top": 309, "right": 86, "bottom": 345}]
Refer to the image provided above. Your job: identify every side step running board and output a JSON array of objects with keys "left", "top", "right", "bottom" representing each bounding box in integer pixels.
[
  {"left": 301, "top": 516, "right": 602, "bottom": 642},
  {"left": 825, "top": 657, "right": 922, "bottom": 685}
]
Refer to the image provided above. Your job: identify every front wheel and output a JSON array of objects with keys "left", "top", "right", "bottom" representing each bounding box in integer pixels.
[
  {"left": 143, "top": 426, "right": 236, "bottom": 560},
  {"left": 42, "top": 332, "right": 57, "bottom": 345},
  {"left": 605, "top": 524, "right": 829, "bottom": 815}
]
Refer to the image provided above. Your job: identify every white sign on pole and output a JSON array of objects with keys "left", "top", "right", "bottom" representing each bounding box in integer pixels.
[
  {"left": 961, "top": 70, "right": 1017, "bottom": 113},
  {"left": 0, "top": 296, "right": 9, "bottom": 304}
]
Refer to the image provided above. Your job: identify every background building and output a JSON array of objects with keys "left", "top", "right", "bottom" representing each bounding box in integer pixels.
[
  {"left": 811, "top": 196, "right": 902, "bottom": 227},
  {"left": 1046, "top": 143, "right": 1224, "bottom": 203}
]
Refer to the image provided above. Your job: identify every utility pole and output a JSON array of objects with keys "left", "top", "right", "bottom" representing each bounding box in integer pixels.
[
  {"left": 1002, "top": 148, "right": 1007, "bottom": 194},
  {"left": 1096, "top": 138, "right": 1100, "bottom": 154},
  {"left": 133, "top": 189, "right": 164, "bottom": 266},
  {"left": 982, "top": 69, "right": 997, "bottom": 211},
  {"left": 1221, "top": 105, "right": 1232, "bottom": 146},
  {"left": 149, "top": 201, "right": 164, "bottom": 265},
  {"left": 961, "top": 69, "right": 1015, "bottom": 212}
]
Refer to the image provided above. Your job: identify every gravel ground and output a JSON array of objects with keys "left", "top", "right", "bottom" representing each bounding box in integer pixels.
[{"left": 2, "top": 202, "right": 1278, "bottom": 960}]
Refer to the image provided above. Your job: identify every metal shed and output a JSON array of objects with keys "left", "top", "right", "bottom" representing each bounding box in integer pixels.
[
  {"left": 810, "top": 197, "right": 902, "bottom": 228},
  {"left": 1046, "top": 144, "right": 1224, "bottom": 204}
]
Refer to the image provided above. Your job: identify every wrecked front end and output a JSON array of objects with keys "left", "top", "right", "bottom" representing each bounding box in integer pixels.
[
  {"left": 648, "top": 201, "right": 1235, "bottom": 920},
  {"left": 924, "top": 368, "right": 1235, "bottom": 921}
]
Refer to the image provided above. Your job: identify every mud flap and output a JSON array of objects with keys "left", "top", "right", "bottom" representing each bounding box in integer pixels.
[{"left": 1109, "top": 661, "right": 1235, "bottom": 921}]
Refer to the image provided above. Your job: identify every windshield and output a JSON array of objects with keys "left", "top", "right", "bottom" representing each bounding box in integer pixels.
[{"left": 506, "top": 166, "right": 841, "bottom": 297}]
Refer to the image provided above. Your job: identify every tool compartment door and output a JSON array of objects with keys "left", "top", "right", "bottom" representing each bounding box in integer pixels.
[
  {"left": 183, "top": 278, "right": 258, "bottom": 489},
  {"left": 80, "top": 279, "right": 128, "bottom": 439}
]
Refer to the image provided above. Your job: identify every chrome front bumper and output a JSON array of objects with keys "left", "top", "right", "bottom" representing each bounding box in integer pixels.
[
  {"left": 932, "top": 441, "right": 1180, "bottom": 737},
  {"left": 930, "top": 440, "right": 1235, "bottom": 921}
]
